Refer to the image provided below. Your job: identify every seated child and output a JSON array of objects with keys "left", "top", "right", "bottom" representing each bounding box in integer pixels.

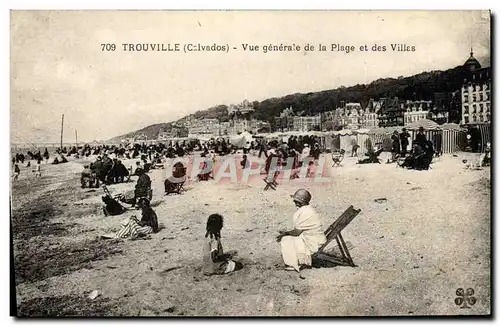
[
  {"left": 202, "top": 214, "right": 243, "bottom": 276},
  {"left": 113, "top": 198, "right": 159, "bottom": 239}
]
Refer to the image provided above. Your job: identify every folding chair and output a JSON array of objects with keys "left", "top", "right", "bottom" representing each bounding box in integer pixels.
[
  {"left": 386, "top": 153, "right": 400, "bottom": 164},
  {"left": 102, "top": 185, "right": 112, "bottom": 197},
  {"left": 165, "top": 176, "right": 186, "bottom": 195},
  {"left": 263, "top": 170, "right": 279, "bottom": 191},
  {"left": 197, "top": 161, "right": 214, "bottom": 181},
  {"left": 331, "top": 150, "right": 345, "bottom": 167},
  {"left": 314, "top": 205, "right": 361, "bottom": 267},
  {"left": 125, "top": 167, "right": 133, "bottom": 182},
  {"left": 177, "top": 179, "right": 186, "bottom": 193}
]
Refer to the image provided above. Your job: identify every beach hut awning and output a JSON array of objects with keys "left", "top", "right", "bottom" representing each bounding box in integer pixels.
[
  {"left": 310, "top": 131, "right": 326, "bottom": 136},
  {"left": 338, "top": 129, "right": 353, "bottom": 136},
  {"left": 356, "top": 128, "right": 371, "bottom": 134},
  {"left": 229, "top": 131, "right": 254, "bottom": 147},
  {"left": 440, "top": 123, "right": 465, "bottom": 131},
  {"left": 407, "top": 119, "right": 441, "bottom": 130}
]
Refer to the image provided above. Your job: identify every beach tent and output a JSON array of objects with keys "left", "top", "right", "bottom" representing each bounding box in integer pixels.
[
  {"left": 462, "top": 123, "right": 491, "bottom": 153},
  {"left": 336, "top": 130, "right": 353, "bottom": 153},
  {"left": 322, "top": 132, "right": 340, "bottom": 152},
  {"left": 196, "top": 135, "right": 212, "bottom": 142},
  {"left": 229, "top": 131, "right": 254, "bottom": 148},
  {"left": 441, "top": 123, "right": 467, "bottom": 154},
  {"left": 405, "top": 119, "right": 442, "bottom": 152},
  {"left": 477, "top": 124, "right": 491, "bottom": 153},
  {"left": 406, "top": 119, "right": 440, "bottom": 131},
  {"left": 352, "top": 128, "right": 389, "bottom": 152},
  {"left": 440, "top": 123, "right": 464, "bottom": 131},
  {"left": 368, "top": 127, "right": 404, "bottom": 151},
  {"left": 264, "top": 132, "right": 281, "bottom": 140}
]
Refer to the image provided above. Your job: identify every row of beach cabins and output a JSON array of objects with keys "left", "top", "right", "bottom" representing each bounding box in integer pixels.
[
  {"left": 12, "top": 120, "right": 491, "bottom": 156},
  {"left": 137, "top": 120, "right": 489, "bottom": 155}
]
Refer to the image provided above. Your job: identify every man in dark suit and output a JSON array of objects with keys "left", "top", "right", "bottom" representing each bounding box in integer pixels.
[
  {"left": 415, "top": 126, "right": 427, "bottom": 148},
  {"left": 399, "top": 128, "right": 410, "bottom": 157}
]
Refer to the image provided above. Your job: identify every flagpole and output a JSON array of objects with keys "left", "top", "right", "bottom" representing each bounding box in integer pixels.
[{"left": 60, "top": 114, "right": 64, "bottom": 149}]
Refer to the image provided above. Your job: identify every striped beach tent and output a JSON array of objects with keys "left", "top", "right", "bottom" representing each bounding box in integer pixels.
[
  {"left": 406, "top": 118, "right": 440, "bottom": 131},
  {"left": 406, "top": 119, "right": 442, "bottom": 152},
  {"left": 356, "top": 129, "right": 370, "bottom": 154},
  {"left": 325, "top": 132, "right": 341, "bottom": 152},
  {"left": 365, "top": 127, "right": 400, "bottom": 152},
  {"left": 476, "top": 124, "right": 492, "bottom": 153},
  {"left": 337, "top": 129, "right": 354, "bottom": 153},
  {"left": 441, "top": 123, "right": 467, "bottom": 154}
]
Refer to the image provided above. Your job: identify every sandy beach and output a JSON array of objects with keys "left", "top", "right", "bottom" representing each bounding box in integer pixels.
[{"left": 11, "top": 151, "right": 490, "bottom": 316}]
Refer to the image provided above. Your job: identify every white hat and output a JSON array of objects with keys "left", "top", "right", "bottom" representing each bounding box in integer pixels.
[{"left": 304, "top": 144, "right": 309, "bottom": 147}]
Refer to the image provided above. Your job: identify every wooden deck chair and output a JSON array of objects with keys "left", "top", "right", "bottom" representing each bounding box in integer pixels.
[
  {"left": 332, "top": 150, "right": 345, "bottom": 167},
  {"left": 263, "top": 170, "right": 279, "bottom": 191},
  {"left": 315, "top": 205, "right": 361, "bottom": 267}
]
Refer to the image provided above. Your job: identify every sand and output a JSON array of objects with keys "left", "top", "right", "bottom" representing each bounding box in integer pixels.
[{"left": 11, "top": 151, "right": 491, "bottom": 316}]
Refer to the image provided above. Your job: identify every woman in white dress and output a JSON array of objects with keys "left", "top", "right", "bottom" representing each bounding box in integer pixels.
[{"left": 276, "top": 189, "right": 327, "bottom": 272}]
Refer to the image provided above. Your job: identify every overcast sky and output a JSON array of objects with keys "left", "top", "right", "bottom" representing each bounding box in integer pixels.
[{"left": 10, "top": 10, "right": 490, "bottom": 143}]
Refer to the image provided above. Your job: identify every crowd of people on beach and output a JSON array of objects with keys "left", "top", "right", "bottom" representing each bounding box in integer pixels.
[
  {"left": 392, "top": 127, "right": 436, "bottom": 170},
  {"left": 11, "top": 126, "right": 491, "bottom": 277}
]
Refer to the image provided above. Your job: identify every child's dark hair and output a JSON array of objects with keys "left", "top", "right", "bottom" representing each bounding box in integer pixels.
[{"left": 205, "top": 214, "right": 224, "bottom": 239}]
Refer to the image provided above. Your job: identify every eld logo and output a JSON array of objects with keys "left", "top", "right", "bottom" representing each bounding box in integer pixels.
[{"left": 454, "top": 288, "right": 476, "bottom": 309}]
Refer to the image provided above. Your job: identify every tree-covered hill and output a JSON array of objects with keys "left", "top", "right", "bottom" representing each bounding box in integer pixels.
[{"left": 110, "top": 64, "right": 471, "bottom": 141}]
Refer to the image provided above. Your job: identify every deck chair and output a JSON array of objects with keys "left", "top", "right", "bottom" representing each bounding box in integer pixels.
[
  {"left": 314, "top": 205, "right": 361, "bottom": 267},
  {"left": 386, "top": 153, "right": 400, "bottom": 164},
  {"left": 263, "top": 170, "right": 280, "bottom": 191},
  {"left": 165, "top": 176, "right": 186, "bottom": 195},
  {"left": 198, "top": 172, "right": 213, "bottom": 181},
  {"left": 102, "top": 185, "right": 113, "bottom": 198},
  {"left": 332, "top": 150, "right": 345, "bottom": 167},
  {"left": 165, "top": 163, "right": 187, "bottom": 195},
  {"left": 125, "top": 167, "right": 133, "bottom": 182},
  {"left": 197, "top": 161, "right": 214, "bottom": 181}
]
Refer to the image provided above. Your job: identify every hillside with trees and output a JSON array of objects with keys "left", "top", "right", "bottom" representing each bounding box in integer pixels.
[{"left": 110, "top": 64, "right": 471, "bottom": 141}]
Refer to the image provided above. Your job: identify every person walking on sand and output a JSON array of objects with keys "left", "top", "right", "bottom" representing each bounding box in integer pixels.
[
  {"left": 34, "top": 159, "right": 42, "bottom": 178},
  {"left": 203, "top": 214, "right": 243, "bottom": 276},
  {"left": 276, "top": 189, "right": 326, "bottom": 272},
  {"left": 391, "top": 130, "right": 401, "bottom": 161},
  {"left": 13, "top": 164, "right": 20, "bottom": 180},
  {"left": 43, "top": 148, "right": 50, "bottom": 164}
]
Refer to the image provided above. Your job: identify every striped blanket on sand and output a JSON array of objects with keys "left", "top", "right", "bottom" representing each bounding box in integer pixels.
[{"left": 115, "top": 218, "right": 153, "bottom": 239}]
